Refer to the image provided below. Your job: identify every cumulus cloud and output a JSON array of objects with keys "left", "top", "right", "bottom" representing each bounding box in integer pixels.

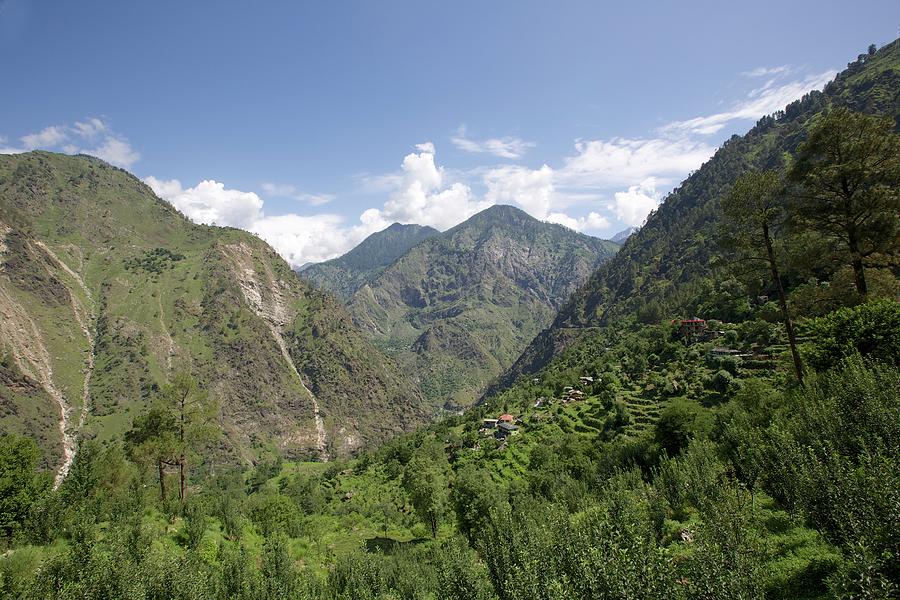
[
  {"left": 145, "top": 177, "right": 263, "bottom": 228},
  {"left": 480, "top": 163, "right": 614, "bottom": 233},
  {"left": 451, "top": 126, "right": 535, "bottom": 159},
  {"left": 1, "top": 117, "right": 140, "bottom": 168},
  {"left": 144, "top": 144, "right": 494, "bottom": 268},
  {"left": 89, "top": 137, "right": 141, "bottom": 169},
  {"left": 0, "top": 135, "right": 21, "bottom": 155},
  {"left": 147, "top": 174, "right": 389, "bottom": 266},
  {"left": 660, "top": 70, "right": 836, "bottom": 136},
  {"left": 484, "top": 164, "right": 555, "bottom": 218},
  {"left": 364, "top": 143, "right": 491, "bottom": 230},
  {"left": 142, "top": 63, "right": 839, "bottom": 264},
  {"left": 21, "top": 126, "right": 68, "bottom": 149},
  {"left": 72, "top": 118, "right": 108, "bottom": 139},
  {"left": 546, "top": 211, "right": 610, "bottom": 232},
  {"left": 610, "top": 178, "right": 661, "bottom": 227},
  {"left": 249, "top": 214, "right": 357, "bottom": 265}
]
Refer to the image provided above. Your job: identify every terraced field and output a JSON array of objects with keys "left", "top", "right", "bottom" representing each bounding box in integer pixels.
[{"left": 620, "top": 390, "right": 664, "bottom": 437}]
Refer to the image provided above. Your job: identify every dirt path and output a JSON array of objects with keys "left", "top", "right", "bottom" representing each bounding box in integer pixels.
[{"left": 156, "top": 284, "right": 175, "bottom": 378}]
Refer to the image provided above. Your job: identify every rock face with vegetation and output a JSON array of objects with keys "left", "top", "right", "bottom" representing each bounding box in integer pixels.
[
  {"left": 500, "top": 39, "right": 900, "bottom": 388},
  {"left": 345, "top": 205, "right": 619, "bottom": 408},
  {"left": 0, "top": 152, "right": 427, "bottom": 474},
  {"left": 300, "top": 222, "right": 439, "bottom": 301}
]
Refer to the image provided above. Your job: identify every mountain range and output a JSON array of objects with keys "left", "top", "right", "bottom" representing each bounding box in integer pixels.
[
  {"left": 0, "top": 153, "right": 427, "bottom": 475},
  {"left": 308, "top": 205, "right": 619, "bottom": 408}
]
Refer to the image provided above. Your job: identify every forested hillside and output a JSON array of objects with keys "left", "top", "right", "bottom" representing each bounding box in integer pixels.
[
  {"left": 347, "top": 205, "right": 618, "bottom": 408},
  {"left": 500, "top": 39, "right": 900, "bottom": 387},
  {"left": 0, "top": 153, "right": 427, "bottom": 475}
]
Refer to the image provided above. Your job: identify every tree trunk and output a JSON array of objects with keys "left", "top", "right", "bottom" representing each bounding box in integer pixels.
[
  {"left": 851, "top": 255, "right": 868, "bottom": 300},
  {"left": 179, "top": 389, "right": 187, "bottom": 501},
  {"left": 763, "top": 223, "right": 804, "bottom": 384},
  {"left": 843, "top": 183, "right": 868, "bottom": 300},
  {"left": 158, "top": 459, "right": 166, "bottom": 502},
  {"left": 179, "top": 455, "right": 186, "bottom": 501}
]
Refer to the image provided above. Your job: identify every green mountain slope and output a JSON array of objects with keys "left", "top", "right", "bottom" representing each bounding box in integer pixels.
[
  {"left": 0, "top": 152, "right": 427, "bottom": 475},
  {"left": 300, "top": 222, "right": 439, "bottom": 300},
  {"left": 499, "top": 39, "right": 900, "bottom": 388},
  {"left": 346, "top": 205, "right": 619, "bottom": 408}
]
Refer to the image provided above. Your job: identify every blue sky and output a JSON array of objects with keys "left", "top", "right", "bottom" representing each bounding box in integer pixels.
[{"left": 2, "top": 0, "right": 897, "bottom": 266}]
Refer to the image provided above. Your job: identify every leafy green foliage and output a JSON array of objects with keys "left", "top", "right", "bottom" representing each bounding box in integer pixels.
[
  {"left": 0, "top": 436, "right": 49, "bottom": 542},
  {"left": 803, "top": 299, "right": 900, "bottom": 370},
  {"left": 1, "top": 39, "right": 897, "bottom": 600},
  {"left": 788, "top": 107, "right": 900, "bottom": 298},
  {"left": 124, "top": 247, "right": 185, "bottom": 274},
  {"left": 403, "top": 439, "right": 450, "bottom": 537}
]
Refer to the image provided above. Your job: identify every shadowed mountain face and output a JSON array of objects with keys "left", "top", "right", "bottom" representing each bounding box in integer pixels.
[
  {"left": 0, "top": 152, "right": 427, "bottom": 472},
  {"left": 497, "top": 39, "right": 900, "bottom": 390},
  {"left": 300, "top": 223, "right": 439, "bottom": 301},
  {"left": 341, "top": 205, "right": 619, "bottom": 408}
]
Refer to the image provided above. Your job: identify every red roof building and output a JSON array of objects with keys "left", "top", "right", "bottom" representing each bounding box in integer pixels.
[{"left": 498, "top": 414, "right": 515, "bottom": 423}]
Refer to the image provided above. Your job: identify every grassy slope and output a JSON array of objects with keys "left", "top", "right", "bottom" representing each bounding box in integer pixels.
[{"left": 0, "top": 153, "right": 427, "bottom": 467}]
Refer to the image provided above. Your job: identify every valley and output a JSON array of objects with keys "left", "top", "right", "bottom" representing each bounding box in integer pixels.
[{"left": 0, "top": 24, "right": 897, "bottom": 600}]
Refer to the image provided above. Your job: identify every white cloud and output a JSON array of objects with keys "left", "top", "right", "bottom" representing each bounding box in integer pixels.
[
  {"left": 87, "top": 136, "right": 140, "bottom": 168},
  {"left": 145, "top": 177, "right": 262, "bottom": 228},
  {"left": 143, "top": 144, "right": 491, "bottom": 268},
  {"left": 0, "top": 134, "right": 23, "bottom": 155},
  {"left": 138, "top": 63, "right": 840, "bottom": 264},
  {"left": 610, "top": 178, "right": 661, "bottom": 227},
  {"left": 72, "top": 118, "right": 108, "bottom": 139},
  {"left": 484, "top": 164, "right": 555, "bottom": 218},
  {"left": 261, "top": 182, "right": 334, "bottom": 206},
  {"left": 21, "top": 126, "right": 68, "bottom": 149},
  {"left": 660, "top": 70, "right": 836, "bottom": 136},
  {"left": 451, "top": 126, "right": 534, "bottom": 159},
  {"left": 365, "top": 143, "right": 491, "bottom": 230},
  {"left": 250, "top": 213, "right": 358, "bottom": 265},
  {"left": 546, "top": 211, "right": 610, "bottom": 232},
  {"left": 148, "top": 174, "right": 384, "bottom": 265},
  {"left": 3, "top": 118, "right": 140, "bottom": 168},
  {"left": 743, "top": 65, "right": 790, "bottom": 78},
  {"left": 559, "top": 137, "right": 716, "bottom": 188}
]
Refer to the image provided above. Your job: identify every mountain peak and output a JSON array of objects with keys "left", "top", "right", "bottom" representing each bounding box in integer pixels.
[
  {"left": 300, "top": 222, "right": 440, "bottom": 299},
  {"left": 611, "top": 226, "right": 639, "bottom": 244}
]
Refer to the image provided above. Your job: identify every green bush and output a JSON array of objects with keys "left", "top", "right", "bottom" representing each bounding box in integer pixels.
[{"left": 803, "top": 299, "right": 900, "bottom": 371}]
